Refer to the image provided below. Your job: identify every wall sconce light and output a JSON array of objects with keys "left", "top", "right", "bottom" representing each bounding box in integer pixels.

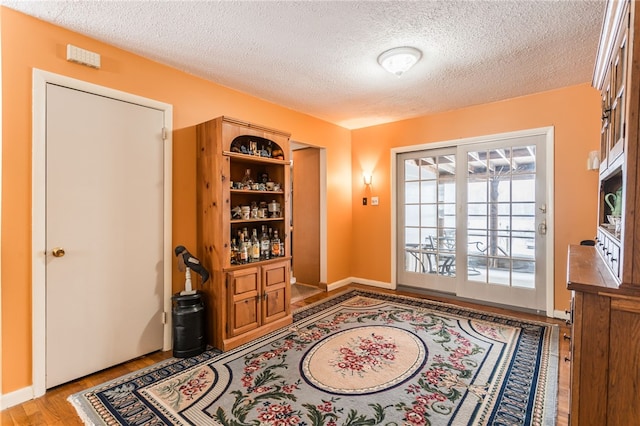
[
  {"left": 363, "top": 173, "right": 372, "bottom": 186},
  {"left": 587, "top": 150, "right": 600, "bottom": 170}
]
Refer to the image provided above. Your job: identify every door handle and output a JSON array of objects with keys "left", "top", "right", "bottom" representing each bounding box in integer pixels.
[
  {"left": 51, "top": 247, "right": 66, "bottom": 257},
  {"left": 537, "top": 221, "right": 547, "bottom": 235}
]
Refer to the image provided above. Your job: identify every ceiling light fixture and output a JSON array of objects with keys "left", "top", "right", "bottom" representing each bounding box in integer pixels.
[{"left": 377, "top": 46, "right": 422, "bottom": 76}]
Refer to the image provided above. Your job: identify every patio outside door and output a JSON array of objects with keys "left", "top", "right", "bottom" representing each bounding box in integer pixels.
[{"left": 397, "top": 130, "right": 550, "bottom": 312}]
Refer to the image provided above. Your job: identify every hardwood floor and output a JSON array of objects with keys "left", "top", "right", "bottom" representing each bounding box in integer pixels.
[{"left": 2, "top": 284, "right": 570, "bottom": 425}]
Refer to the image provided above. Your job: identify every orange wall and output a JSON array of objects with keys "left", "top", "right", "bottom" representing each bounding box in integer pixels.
[
  {"left": 351, "top": 84, "right": 601, "bottom": 311},
  {"left": 0, "top": 8, "right": 352, "bottom": 394},
  {"left": 1, "top": 6, "right": 601, "bottom": 396}
]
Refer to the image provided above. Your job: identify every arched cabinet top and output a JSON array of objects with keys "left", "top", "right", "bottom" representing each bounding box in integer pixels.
[{"left": 230, "top": 135, "right": 285, "bottom": 160}]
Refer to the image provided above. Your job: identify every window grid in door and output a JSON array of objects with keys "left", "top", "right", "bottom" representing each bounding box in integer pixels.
[
  {"left": 404, "top": 155, "right": 456, "bottom": 277},
  {"left": 466, "top": 146, "right": 536, "bottom": 288}
]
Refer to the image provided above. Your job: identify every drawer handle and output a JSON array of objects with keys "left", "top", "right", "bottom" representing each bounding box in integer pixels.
[
  {"left": 564, "top": 356, "right": 571, "bottom": 362},
  {"left": 563, "top": 333, "right": 571, "bottom": 341}
]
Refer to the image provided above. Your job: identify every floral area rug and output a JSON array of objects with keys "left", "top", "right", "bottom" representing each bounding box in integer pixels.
[{"left": 68, "top": 289, "right": 558, "bottom": 425}]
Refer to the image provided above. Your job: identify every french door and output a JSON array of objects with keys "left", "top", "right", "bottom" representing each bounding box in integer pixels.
[{"left": 397, "top": 130, "right": 550, "bottom": 311}]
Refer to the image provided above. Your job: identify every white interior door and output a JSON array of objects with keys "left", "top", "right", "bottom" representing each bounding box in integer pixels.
[{"left": 45, "top": 83, "right": 165, "bottom": 388}]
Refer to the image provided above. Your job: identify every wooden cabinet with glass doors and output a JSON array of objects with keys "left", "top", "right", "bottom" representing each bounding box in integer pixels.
[
  {"left": 566, "top": 1, "right": 640, "bottom": 424},
  {"left": 591, "top": 0, "right": 640, "bottom": 287},
  {"left": 196, "top": 116, "right": 292, "bottom": 351}
]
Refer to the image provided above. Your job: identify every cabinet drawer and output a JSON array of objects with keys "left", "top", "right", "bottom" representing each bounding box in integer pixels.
[
  {"left": 609, "top": 243, "right": 620, "bottom": 277},
  {"left": 263, "top": 261, "right": 288, "bottom": 288},
  {"left": 229, "top": 267, "right": 260, "bottom": 296},
  {"left": 596, "top": 228, "right": 621, "bottom": 281}
]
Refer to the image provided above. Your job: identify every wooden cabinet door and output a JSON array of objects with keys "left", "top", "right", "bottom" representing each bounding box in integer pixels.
[
  {"left": 570, "top": 292, "right": 610, "bottom": 426},
  {"left": 607, "top": 297, "right": 640, "bottom": 424},
  {"left": 262, "top": 261, "right": 290, "bottom": 324},
  {"left": 227, "top": 267, "right": 261, "bottom": 336}
]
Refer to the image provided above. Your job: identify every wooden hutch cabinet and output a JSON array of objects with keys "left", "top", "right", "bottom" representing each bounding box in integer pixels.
[
  {"left": 196, "top": 116, "right": 292, "bottom": 351},
  {"left": 567, "top": 1, "right": 640, "bottom": 424}
]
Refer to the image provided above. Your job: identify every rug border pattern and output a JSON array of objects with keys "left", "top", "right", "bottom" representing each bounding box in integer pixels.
[{"left": 68, "top": 288, "right": 559, "bottom": 426}]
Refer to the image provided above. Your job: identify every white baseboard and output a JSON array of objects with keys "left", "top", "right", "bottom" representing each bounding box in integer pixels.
[
  {"left": 329, "top": 278, "right": 569, "bottom": 321},
  {"left": 1, "top": 386, "right": 34, "bottom": 409},
  {"left": 350, "top": 278, "right": 395, "bottom": 290},
  {"left": 325, "top": 277, "right": 351, "bottom": 292},
  {"left": 326, "top": 277, "right": 395, "bottom": 292}
]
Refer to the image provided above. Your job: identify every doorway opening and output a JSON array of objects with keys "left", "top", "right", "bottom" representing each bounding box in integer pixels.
[{"left": 290, "top": 142, "right": 327, "bottom": 302}]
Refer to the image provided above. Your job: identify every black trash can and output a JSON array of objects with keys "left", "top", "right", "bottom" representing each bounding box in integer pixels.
[{"left": 172, "top": 292, "right": 206, "bottom": 358}]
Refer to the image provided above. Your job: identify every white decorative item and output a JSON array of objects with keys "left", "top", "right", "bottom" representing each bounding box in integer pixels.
[
  {"left": 182, "top": 267, "right": 196, "bottom": 296},
  {"left": 587, "top": 150, "right": 600, "bottom": 170},
  {"left": 268, "top": 200, "right": 281, "bottom": 218}
]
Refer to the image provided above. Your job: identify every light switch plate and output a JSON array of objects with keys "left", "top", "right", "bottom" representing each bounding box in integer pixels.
[{"left": 371, "top": 196, "right": 379, "bottom": 206}]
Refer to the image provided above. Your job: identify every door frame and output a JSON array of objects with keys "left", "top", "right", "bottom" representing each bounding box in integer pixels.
[
  {"left": 391, "top": 126, "right": 555, "bottom": 316},
  {"left": 31, "top": 69, "right": 173, "bottom": 397}
]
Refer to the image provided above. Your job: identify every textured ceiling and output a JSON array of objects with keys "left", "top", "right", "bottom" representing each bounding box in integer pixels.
[{"left": 1, "top": 0, "right": 606, "bottom": 129}]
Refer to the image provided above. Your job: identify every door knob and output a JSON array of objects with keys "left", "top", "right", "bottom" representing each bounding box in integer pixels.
[{"left": 51, "top": 247, "right": 65, "bottom": 258}]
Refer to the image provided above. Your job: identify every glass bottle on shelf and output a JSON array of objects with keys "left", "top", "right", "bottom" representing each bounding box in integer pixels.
[
  {"left": 280, "top": 234, "right": 285, "bottom": 257},
  {"left": 251, "top": 229, "right": 260, "bottom": 262},
  {"left": 271, "top": 230, "right": 281, "bottom": 257},
  {"left": 230, "top": 238, "right": 238, "bottom": 265},
  {"left": 260, "top": 225, "right": 270, "bottom": 260},
  {"left": 239, "top": 233, "right": 248, "bottom": 264}
]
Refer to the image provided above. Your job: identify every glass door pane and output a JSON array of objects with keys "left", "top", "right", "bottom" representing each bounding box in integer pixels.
[
  {"left": 466, "top": 147, "right": 536, "bottom": 288},
  {"left": 459, "top": 136, "right": 546, "bottom": 311},
  {"left": 397, "top": 149, "right": 457, "bottom": 293}
]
